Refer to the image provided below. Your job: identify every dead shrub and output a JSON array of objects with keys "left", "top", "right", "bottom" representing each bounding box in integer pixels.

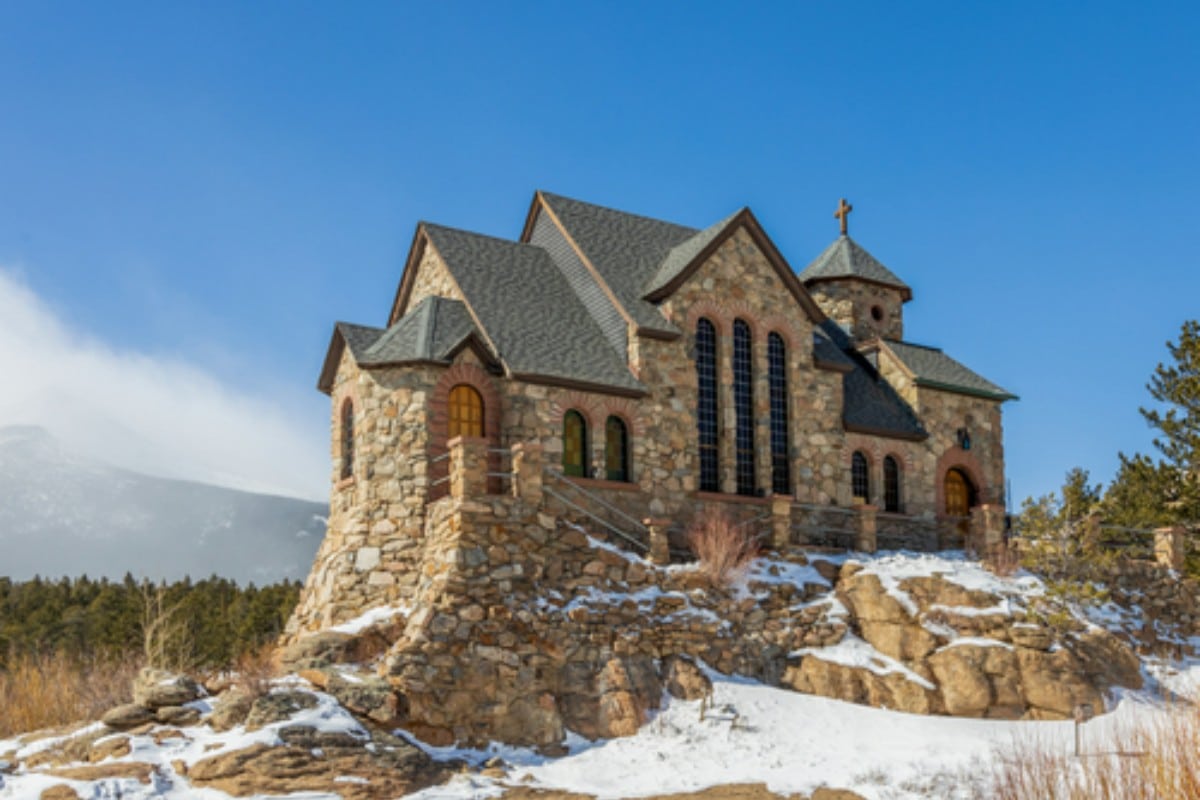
[
  {"left": 0, "top": 650, "right": 141, "bottom": 738},
  {"left": 686, "top": 511, "right": 760, "bottom": 588},
  {"left": 232, "top": 641, "right": 279, "bottom": 701}
]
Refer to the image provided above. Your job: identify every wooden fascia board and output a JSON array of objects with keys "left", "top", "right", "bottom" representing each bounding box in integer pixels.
[
  {"left": 509, "top": 371, "right": 647, "bottom": 399},
  {"left": 804, "top": 274, "right": 914, "bottom": 302},
  {"left": 813, "top": 358, "right": 854, "bottom": 374},
  {"left": 644, "top": 209, "right": 830, "bottom": 325},
  {"left": 387, "top": 223, "right": 431, "bottom": 327},
  {"left": 317, "top": 328, "right": 348, "bottom": 395},
  {"left": 843, "top": 421, "right": 929, "bottom": 442},
  {"left": 914, "top": 379, "right": 1018, "bottom": 403}
]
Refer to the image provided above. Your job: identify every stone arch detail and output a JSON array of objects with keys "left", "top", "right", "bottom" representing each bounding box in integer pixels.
[
  {"left": 935, "top": 447, "right": 989, "bottom": 515},
  {"left": 683, "top": 301, "right": 730, "bottom": 336},
  {"left": 428, "top": 363, "right": 502, "bottom": 499},
  {"left": 758, "top": 312, "right": 805, "bottom": 353}
]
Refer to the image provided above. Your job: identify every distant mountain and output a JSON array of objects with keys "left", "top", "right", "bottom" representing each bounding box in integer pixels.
[{"left": 0, "top": 425, "right": 326, "bottom": 583}]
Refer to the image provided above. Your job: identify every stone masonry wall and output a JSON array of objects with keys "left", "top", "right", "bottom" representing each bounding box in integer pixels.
[
  {"left": 808, "top": 280, "right": 906, "bottom": 342},
  {"left": 288, "top": 352, "right": 440, "bottom": 634}
]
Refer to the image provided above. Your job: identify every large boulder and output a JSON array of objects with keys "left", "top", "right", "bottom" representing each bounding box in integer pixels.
[
  {"left": 663, "top": 655, "right": 713, "bottom": 701},
  {"left": 1016, "top": 647, "right": 1106, "bottom": 719},
  {"left": 927, "top": 643, "right": 1022, "bottom": 718},
  {"left": 100, "top": 704, "right": 153, "bottom": 732},
  {"left": 781, "top": 655, "right": 939, "bottom": 715},
  {"left": 244, "top": 691, "right": 319, "bottom": 731},
  {"left": 132, "top": 668, "right": 202, "bottom": 710}
]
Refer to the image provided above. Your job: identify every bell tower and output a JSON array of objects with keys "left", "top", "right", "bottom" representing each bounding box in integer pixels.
[{"left": 799, "top": 199, "right": 911, "bottom": 342}]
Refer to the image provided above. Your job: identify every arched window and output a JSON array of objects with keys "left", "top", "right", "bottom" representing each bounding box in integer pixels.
[
  {"left": 563, "top": 410, "right": 588, "bottom": 477},
  {"left": 733, "top": 319, "right": 755, "bottom": 496},
  {"left": 448, "top": 384, "right": 484, "bottom": 438},
  {"left": 851, "top": 451, "right": 870, "bottom": 503},
  {"left": 340, "top": 399, "right": 354, "bottom": 480},
  {"left": 883, "top": 455, "right": 901, "bottom": 513},
  {"left": 605, "top": 416, "right": 629, "bottom": 482},
  {"left": 768, "top": 332, "right": 790, "bottom": 495},
  {"left": 695, "top": 318, "right": 719, "bottom": 492}
]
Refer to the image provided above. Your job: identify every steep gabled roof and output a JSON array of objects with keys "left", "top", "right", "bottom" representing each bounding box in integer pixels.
[
  {"left": 318, "top": 322, "right": 382, "bottom": 394},
  {"left": 800, "top": 235, "right": 912, "bottom": 301},
  {"left": 644, "top": 210, "right": 743, "bottom": 296},
  {"left": 531, "top": 191, "right": 696, "bottom": 337},
  {"left": 361, "top": 296, "right": 484, "bottom": 366},
  {"left": 317, "top": 301, "right": 492, "bottom": 394},
  {"left": 422, "top": 223, "right": 646, "bottom": 396},
  {"left": 882, "top": 340, "right": 1017, "bottom": 401},
  {"left": 819, "top": 321, "right": 927, "bottom": 441}
]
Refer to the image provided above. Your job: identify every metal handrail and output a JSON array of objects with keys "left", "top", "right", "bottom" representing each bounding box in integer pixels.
[
  {"left": 543, "top": 485, "right": 648, "bottom": 552},
  {"left": 545, "top": 470, "right": 648, "bottom": 533},
  {"left": 792, "top": 501, "right": 857, "bottom": 516},
  {"left": 429, "top": 452, "right": 451, "bottom": 464}
]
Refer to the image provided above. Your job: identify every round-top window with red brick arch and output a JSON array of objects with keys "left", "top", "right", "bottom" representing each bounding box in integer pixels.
[{"left": 448, "top": 384, "right": 484, "bottom": 438}]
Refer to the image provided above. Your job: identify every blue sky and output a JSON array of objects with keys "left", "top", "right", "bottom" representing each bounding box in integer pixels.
[{"left": 0, "top": 2, "right": 1197, "bottom": 501}]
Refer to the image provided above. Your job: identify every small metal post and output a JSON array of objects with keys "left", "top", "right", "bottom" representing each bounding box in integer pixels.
[{"left": 1074, "top": 702, "right": 1094, "bottom": 757}]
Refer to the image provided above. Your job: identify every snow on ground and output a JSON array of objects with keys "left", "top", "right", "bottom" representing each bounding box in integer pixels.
[
  {"left": 3, "top": 549, "right": 1198, "bottom": 800},
  {"left": 408, "top": 666, "right": 1200, "bottom": 800}
]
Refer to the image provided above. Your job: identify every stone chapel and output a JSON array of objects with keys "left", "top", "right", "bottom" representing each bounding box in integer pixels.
[{"left": 299, "top": 191, "right": 1015, "bottom": 623}]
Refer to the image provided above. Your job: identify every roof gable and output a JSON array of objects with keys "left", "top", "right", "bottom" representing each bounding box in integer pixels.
[
  {"left": 879, "top": 340, "right": 1017, "bottom": 401},
  {"left": 642, "top": 208, "right": 828, "bottom": 324},
  {"left": 421, "top": 223, "right": 646, "bottom": 396},
  {"left": 527, "top": 192, "right": 696, "bottom": 337},
  {"left": 317, "top": 322, "right": 384, "bottom": 394},
  {"left": 800, "top": 235, "right": 912, "bottom": 300}
]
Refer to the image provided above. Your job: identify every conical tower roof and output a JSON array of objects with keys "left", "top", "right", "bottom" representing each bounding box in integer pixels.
[{"left": 799, "top": 235, "right": 912, "bottom": 301}]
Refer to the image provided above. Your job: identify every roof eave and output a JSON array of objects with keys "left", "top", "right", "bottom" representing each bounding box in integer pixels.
[
  {"left": 843, "top": 421, "right": 930, "bottom": 442},
  {"left": 814, "top": 357, "right": 855, "bottom": 373},
  {"left": 317, "top": 327, "right": 349, "bottom": 395},
  {"left": 914, "top": 378, "right": 1018, "bottom": 402},
  {"left": 509, "top": 371, "right": 648, "bottom": 399},
  {"left": 804, "top": 274, "right": 913, "bottom": 302}
]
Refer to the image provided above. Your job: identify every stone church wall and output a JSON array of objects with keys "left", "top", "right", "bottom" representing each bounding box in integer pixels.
[
  {"left": 289, "top": 352, "right": 440, "bottom": 634},
  {"left": 808, "top": 279, "right": 906, "bottom": 341}
]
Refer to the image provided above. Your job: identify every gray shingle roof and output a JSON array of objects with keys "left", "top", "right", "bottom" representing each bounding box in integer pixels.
[
  {"left": 818, "top": 321, "right": 927, "bottom": 440},
  {"left": 335, "top": 322, "right": 385, "bottom": 359},
  {"left": 812, "top": 327, "right": 855, "bottom": 371},
  {"left": 538, "top": 192, "right": 697, "bottom": 336},
  {"left": 800, "top": 235, "right": 912, "bottom": 300},
  {"left": 422, "top": 223, "right": 645, "bottom": 395},
  {"left": 644, "top": 210, "right": 743, "bottom": 296},
  {"left": 885, "top": 340, "right": 1017, "bottom": 401},
  {"left": 360, "top": 296, "right": 480, "bottom": 365}
]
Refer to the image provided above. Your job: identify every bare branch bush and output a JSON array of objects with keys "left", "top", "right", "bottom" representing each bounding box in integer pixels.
[{"left": 686, "top": 511, "right": 760, "bottom": 589}]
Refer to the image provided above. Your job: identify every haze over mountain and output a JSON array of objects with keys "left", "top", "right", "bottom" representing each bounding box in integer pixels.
[{"left": 0, "top": 425, "right": 325, "bottom": 583}]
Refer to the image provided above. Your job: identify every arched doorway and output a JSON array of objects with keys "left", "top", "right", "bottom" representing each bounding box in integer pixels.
[{"left": 944, "top": 468, "right": 976, "bottom": 517}]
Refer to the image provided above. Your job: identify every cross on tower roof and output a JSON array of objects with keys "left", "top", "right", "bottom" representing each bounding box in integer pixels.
[{"left": 834, "top": 198, "right": 853, "bottom": 236}]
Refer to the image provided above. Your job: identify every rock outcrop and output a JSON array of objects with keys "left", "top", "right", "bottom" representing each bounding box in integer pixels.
[{"left": 280, "top": 492, "right": 1148, "bottom": 747}]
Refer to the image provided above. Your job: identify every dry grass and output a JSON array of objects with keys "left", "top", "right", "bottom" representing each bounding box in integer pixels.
[
  {"left": 988, "top": 699, "right": 1200, "bottom": 799},
  {"left": 0, "top": 651, "right": 142, "bottom": 739},
  {"left": 231, "top": 641, "right": 279, "bottom": 700},
  {"left": 686, "top": 511, "right": 760, "bottom": 589}
]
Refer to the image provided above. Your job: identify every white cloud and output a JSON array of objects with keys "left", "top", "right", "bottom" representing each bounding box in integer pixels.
[{"left": 0, "top": 268, "right": 327, "bottom": 500}]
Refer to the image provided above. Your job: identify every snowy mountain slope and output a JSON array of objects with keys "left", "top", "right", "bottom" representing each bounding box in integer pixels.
[{"left": 0, "top": 426, "right": 325, "bottom": 583}]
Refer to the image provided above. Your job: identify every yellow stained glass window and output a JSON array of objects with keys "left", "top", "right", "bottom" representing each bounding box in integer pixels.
[
  {"left": 448, "top": 384, "right": 484, "bottom": 438},
  {"left": 563, "top": 410, "right": 588, "bottom": 477}
]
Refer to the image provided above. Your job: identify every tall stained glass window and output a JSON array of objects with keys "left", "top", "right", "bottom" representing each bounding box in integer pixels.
[
  {"left": 768, "top": 332, "right": 790, "bottom": 495},
  {"left": 733, "top": 319, "right": 756, "bottom": 496},
  {"left": 695, "top": 318, "right": 719, "bottom": 492}
]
